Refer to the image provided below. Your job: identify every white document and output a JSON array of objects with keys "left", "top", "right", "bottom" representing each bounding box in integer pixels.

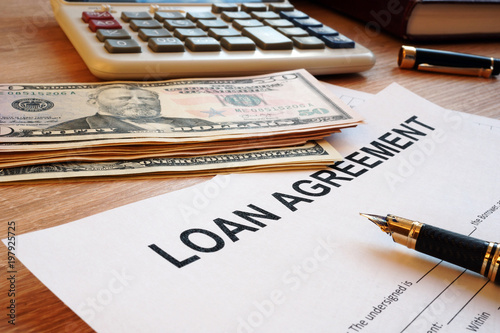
[
  {"left": 321, "top": 82, "right": 374, "bottom": 108},
  {"left": 7, "top": 84, "right": 500, "bottom": 332}
]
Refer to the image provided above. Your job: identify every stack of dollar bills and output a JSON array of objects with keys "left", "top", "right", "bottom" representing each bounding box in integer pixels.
[{"left": 0, "top": 70, "right": 362, "bottom": 183}]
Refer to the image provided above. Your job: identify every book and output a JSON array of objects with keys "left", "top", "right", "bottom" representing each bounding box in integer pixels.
[{"left": 313, "top": 0, "right": 500, "bottom": 41}]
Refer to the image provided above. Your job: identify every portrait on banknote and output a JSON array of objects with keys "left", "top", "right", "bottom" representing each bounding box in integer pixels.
[{"left": 48, "top": 84, "right": 215, "bottom": 132}]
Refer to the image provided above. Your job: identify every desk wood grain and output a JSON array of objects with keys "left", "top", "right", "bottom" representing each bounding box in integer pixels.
[{"left": 0, "top": 0, "right": 498, "bottom": 332}]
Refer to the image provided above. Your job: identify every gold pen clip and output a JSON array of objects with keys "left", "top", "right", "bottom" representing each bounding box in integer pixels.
[{"left": 417, "top": 63, "right": 493, "bottom": 78}]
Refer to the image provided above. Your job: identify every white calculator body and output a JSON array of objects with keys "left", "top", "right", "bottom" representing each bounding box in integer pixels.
[{"left": 50, "top": 0, "right": 376, "bottom": 80}]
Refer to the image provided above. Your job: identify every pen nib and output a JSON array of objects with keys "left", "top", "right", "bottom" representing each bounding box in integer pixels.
[{"left": 359, "top": 213, "right": 391, "bottom": 233}]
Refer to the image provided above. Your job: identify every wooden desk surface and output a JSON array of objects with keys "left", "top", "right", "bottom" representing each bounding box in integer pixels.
[{"left": 0, "top": 1, "right": 498, "bottom": 332}]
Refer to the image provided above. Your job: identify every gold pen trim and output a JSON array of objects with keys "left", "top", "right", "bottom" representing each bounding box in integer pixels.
[
  {"left": 398, "top": 45, "right": 417, "bottom": 69},
  {"left": 487, "top": 244, "right": 500, "bottom": 282},
  {"left": 417, "top": 64, "right": 493, "bottom": 78},
  {"left": 386, "top": 214, "right": 422, "bottom": 250},
  {"left": 406, "top": 221, "right": 423, "bottom": 250},
  {"left": 481, "top": 242, "right": 494, "bottom": 276}
]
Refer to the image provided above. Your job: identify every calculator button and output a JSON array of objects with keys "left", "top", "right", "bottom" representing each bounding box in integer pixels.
[
  {"left": 292, "top": 36, "right": 325, "bottom": 49},
  {"left": 197, "top": 19, "right": 229, "bottom": 31},
  {"left": 185, "top": 37, "right": 221, "bottom": 52},
  {"left": 233, "top": 19, "right": 264, "bottom": 30},
  {"left": 154, "top": 11, "right": 185, "bottom": 22},
  {"left": 221, "top": 12, "right": 251, "bottom": 22},
  {"left": 148, "top": 37, "right": 185, "bottom": 52},
  {"left": 187, "top": 12, "right": 217, "bottom": 21},
  {"left": 82, "top": 11, "right": 113, "bottom": 23},
  {"left": 263, "top": 19, "right": 294, "bottom": 28},
  {"left": 104, "top": 39, "right": 141, "bottom": 53},
  {"left": 241, "top": 4, "right": 267, "bottom": 12},
  {"left": 280, "top": 11, "right": 309, "bottom": 20},
  {"left": 242, "top": 26, "right": 293, "bottom": 50},
  {"left": 174, "top": 28, "right": 207, "bottom": 41},
  {"left": 321, "top": 35, "right": 355, "bottom": 48},
  {"left": 269, "top": 4, "right": 295, "bottom": 13},
  {"left": 307, "top": 26, "right": 339, "bottom": 37},
  {"left": 129, "top": 19, "right": 162, "bottom": 32},
  {"left": 292, "top": 18, "right": 323, "bottom": 28},
  {"left": 250, "top": 12, "right": 280, "bottom": 21},
  {"left": 96, "top": 29, "right": 130, "bottom": 42},
  {"left": 220, "top": 37, "right": 256, "bottom": 51},
  {"left": 121, "top": 12, "right": 152, "bottom": 22},
  {"left": 208, "top": 28, "right": 241, "bottom": 40},
  {"left": 89, "top": 19, "right": 122, "bottom": 32},
  {"left": 276, "top": 27, "right": 309, "bottom": 37},
  {"left": 164, "top": 19, "right": 196, "bottom": 30},
  {"left": 138, "top": 28, "right": 172, "bottom": 41},
  {"left": 212, "top": 4, "right": 238, "bottom": 13}
]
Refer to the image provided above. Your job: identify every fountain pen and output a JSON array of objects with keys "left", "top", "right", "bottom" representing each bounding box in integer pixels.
[{"left": 361, "top": 213, "right": 500, "bottom": 284}]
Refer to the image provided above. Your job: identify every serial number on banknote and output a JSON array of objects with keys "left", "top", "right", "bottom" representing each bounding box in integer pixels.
[{"left": 1, "top": 91, "right": 76, "bottom": 96}]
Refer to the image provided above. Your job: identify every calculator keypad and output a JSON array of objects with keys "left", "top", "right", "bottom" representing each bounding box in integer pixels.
[{"left": 82, "top": 3, "right": 355, "bottom": 54}]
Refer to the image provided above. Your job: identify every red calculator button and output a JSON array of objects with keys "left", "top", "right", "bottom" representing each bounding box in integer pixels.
[
  {"left": 89, "top": 19, "right": 122, "bottom": 32},
  {"left": 82, "top": 11, "right": 113, "bottom": 23}
]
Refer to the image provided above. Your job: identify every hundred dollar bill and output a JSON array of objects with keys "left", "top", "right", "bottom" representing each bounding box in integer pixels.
[
  {"left": 0, "top": 140, "right": 341, "bottom": 183},
  {"left": 0, "top": 69, "right": 361, "bottom": 142}
]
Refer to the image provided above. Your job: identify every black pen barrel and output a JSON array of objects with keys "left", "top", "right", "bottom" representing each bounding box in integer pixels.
[
  {"left": 415, "top": 48, "right": 499, "bottom": 74},
  {"left": 415, "top": 224, "right": 500, "bottom": 283}
]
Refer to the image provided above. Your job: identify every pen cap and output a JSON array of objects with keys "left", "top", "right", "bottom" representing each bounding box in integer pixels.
[{"left": 398, "top": 46, "right": 500, "bottom": 75}]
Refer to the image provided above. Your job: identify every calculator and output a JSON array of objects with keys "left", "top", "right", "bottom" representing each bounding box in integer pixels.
[{"left": 50, "top": 0, "right": 376, "bottom": 80}]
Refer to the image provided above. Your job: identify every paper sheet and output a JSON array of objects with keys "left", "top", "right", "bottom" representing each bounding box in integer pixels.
[{"left": 6, "top": 83, "right": 500, "bottom": 332}]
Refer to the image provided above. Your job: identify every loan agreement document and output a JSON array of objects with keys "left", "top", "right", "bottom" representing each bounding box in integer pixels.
[{"left": 6, "top": 84, "right": 500, "bottom": 332}]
